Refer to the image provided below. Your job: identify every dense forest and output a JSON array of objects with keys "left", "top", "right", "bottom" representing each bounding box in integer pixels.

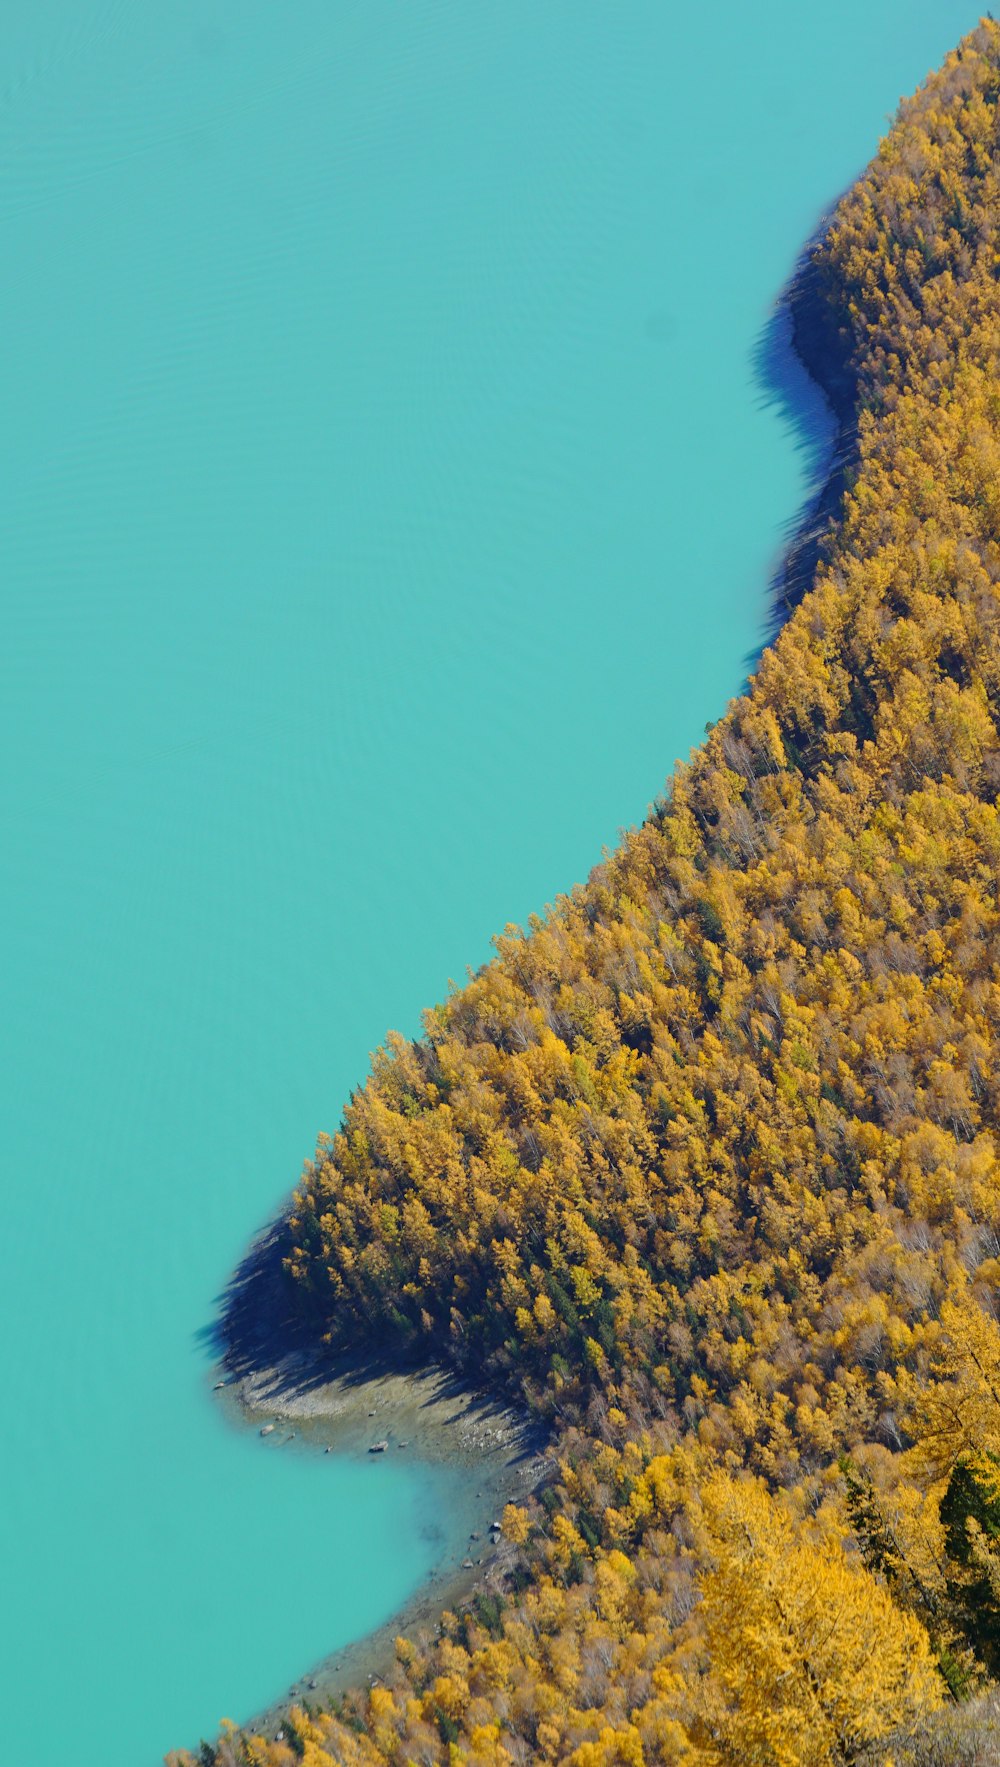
[{"left": 172, "top": 21, "right": 1000, "bottom": 1766}]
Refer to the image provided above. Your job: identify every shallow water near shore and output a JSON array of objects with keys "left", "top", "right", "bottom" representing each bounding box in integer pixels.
[{"left": 0, "top": 3, "right": 980, "bottom": 1762}]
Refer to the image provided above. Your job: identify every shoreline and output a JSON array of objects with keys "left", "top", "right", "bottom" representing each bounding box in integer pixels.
[
  {"left": 211, "top": 1329, "right": 550, "bottom": 1743},
  {"left": 774, "top": 234, "right": 858, "bottom": 617},
  {"left": 200, "top": 234, "right": 862, "bottom": 1758},
  {"left": 749, "top": 203, "right": 860, "bottom": 649}
]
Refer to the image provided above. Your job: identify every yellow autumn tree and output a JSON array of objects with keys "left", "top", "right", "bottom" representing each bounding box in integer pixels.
[
  {"left": 686, "top": 1473, "right": 943, "bottom": 1767},
  {"left": 904, "top": 1276, "right": 1000, "bottom": 1480}
]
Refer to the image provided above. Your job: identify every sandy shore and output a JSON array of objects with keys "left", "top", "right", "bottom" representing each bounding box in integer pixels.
[{"left": 213, "top": 1351, "right": 550, "bottom": 1740}]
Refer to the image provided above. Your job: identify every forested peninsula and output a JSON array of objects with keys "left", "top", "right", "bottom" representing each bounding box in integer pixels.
[{"left": 174, "top": 22, "right": 1000, "bottom": 1766}]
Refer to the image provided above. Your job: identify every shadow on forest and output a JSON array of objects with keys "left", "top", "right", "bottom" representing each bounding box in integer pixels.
[{"left": 198, "top": 1205, "right": 526, "bottom": 1437}]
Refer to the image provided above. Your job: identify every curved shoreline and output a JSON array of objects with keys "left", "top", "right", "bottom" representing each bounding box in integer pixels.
[
  {"left": 203, "top": 250, "right": 861, "bottom": 1751},
  {"left": 208, "top": 1219, "right": 550, "bottom": 1743},
  {"left": 219, "top": 1357, "right": 549, "bottom": 1739},
  {"left": 760, "top": 229, "right": 857, "bottom": 634}
]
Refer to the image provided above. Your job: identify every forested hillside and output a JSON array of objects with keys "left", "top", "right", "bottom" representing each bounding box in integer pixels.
[{"left": 173, "top": 21, "right": 1000, "bottom": 1765}]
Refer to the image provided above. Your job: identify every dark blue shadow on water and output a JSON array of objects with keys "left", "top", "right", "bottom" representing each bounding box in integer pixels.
[
  {"left": 745, "top": 223, "right": 855, "bottom": 671},
  {"left": 194, "top": 1205, "right": 538, "bottom": 1440}
]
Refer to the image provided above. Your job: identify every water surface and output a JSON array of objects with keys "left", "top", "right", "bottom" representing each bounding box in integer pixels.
[{"left": 0, "top": 3, "right": 979, "bottom": 1761}]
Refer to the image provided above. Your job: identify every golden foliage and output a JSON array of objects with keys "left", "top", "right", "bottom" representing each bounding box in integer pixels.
[
  {"left": 686, "top": 1473, "right": 943, "bottom": 1765},
  {"left": 178, "top": 20, "right": 1000, "bottom": 1767}
]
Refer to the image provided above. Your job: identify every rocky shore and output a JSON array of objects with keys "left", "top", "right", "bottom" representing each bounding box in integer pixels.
[{"left": 209, "top": 1243, "right": 550, "bottom": 1742}]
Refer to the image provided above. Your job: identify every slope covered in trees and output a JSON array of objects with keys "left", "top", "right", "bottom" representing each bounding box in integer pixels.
[{"left": 175, "top": 20, "right": 1000, "bottom": 1766}]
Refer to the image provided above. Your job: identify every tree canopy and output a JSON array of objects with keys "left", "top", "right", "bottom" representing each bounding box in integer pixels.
[{"left": 173, "top": 20, "right": 1000, "bottom": 1767}]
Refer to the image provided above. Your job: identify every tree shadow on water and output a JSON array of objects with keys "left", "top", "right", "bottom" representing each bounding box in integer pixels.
[
  {"left": 194, "top": 1207, "right": 306, "bottom": 1381},
  {"left": 746, "top": 220, "right": 857, "bottom": 669},
  {"left": 195, "top": 1206, "right": 532, "bottom": 1440}
]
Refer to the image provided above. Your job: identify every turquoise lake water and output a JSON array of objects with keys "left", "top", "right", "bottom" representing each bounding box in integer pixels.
[{"left": 0, "top": 3, "right": 981, "bottom": 1761}]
